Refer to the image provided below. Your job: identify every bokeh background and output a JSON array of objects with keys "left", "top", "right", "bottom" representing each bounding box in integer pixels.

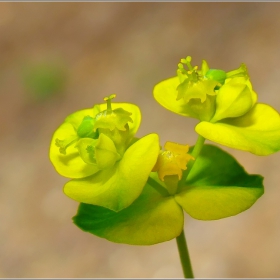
[{"left": 1, "top": 2, "right": 280, "bottom": 278}]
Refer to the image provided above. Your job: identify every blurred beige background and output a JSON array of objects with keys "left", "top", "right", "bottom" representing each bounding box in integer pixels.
[{"left": 1, "top": 2, "right": 280, "bottom": 278}]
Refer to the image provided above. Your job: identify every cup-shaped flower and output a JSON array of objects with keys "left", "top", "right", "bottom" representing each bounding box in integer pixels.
[
  {"left": 50, "top": 95, "right": 160, "bottom": 211},
  {"left": 154, "top": 56, "right": 280, "bottom": 155},
  {"left": 152, "top": 141, "right": 194, "bottom": 194},
  {"left": 50, "top": 95, "right": 140, "bottom": 178},
  {"left": 73, "top": 144, "right": 264, "bottom": 245}
]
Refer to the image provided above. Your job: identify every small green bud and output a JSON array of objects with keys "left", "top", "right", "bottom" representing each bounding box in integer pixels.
[
  {"left": 205, "top": 69, "right": 227, "bottom": 85},
  {"left": 77, "top": 116, "right": 98, "bottom": 138}
]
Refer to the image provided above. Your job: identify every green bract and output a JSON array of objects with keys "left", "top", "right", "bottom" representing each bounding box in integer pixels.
[
  {"left": 49, "top": 95, "right": 160, "bottom": 211},
  {"left": 73, "top": 145, "right": 264, "bottom": 245},
  {"left": 153, "top": 56, "right": 280, "bottom": 155}
]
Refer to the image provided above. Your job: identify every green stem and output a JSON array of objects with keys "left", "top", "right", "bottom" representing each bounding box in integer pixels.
[
  {"left": 147, "top": 176, "right": 169, "bottom": 197},
  {"left": 176, "top": 229, "right": 194, "bottom": 278},
  {"left": 179, "top": 135, "right": 205, "bottom": 188},
  {"left": 177, "top": 135, "right": 206, "bottom": 278}
]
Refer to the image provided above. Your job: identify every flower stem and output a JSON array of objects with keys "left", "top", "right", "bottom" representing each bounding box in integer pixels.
[
  {"left": 188, "top": 134, "right": 206, "bottom": 170},
  {"left": 177, "top": 135, "right": 206, "bottom": 278},
  {"left": 179, "top": 135, "right": 205, "bottom": 188},
  {"left": 176, "top": 229, "right": 194, "bottom": 278}
]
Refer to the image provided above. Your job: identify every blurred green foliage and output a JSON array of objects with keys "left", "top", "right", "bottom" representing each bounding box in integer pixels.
[{"left": 22, "top": 61, "right": 67, "bottom": 101}]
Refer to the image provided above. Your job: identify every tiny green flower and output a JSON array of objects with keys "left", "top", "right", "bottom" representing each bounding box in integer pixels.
[
  {"left": 50, "top": 95, "right": 160, "bottom": 211},
  {"left": 176, "top": 56, "right": 220, "bottom": 104},
  {"left": 154, "top": 56, "right": 280, "bottom": 155}
]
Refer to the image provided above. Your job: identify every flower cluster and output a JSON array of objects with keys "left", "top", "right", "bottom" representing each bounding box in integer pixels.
[
  {"left": 49, "top": 94, "right": 160, "bottom": 211},
  {"left": 50, "top": 56, "right": 280, "bottom": 246},
  {"left": 153, "top": 56, "right": 280, "bottom": 155}
]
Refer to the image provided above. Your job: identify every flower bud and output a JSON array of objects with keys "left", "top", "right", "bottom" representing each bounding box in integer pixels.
[
  {"left": 77, "top": 116, "right": 98, "bottom": 138},
  {"left": 205, "top": 69, "right": 227, "bottom": 85}
]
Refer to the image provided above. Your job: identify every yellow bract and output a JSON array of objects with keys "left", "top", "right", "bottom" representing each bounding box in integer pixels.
[{"left": 153, "top": 142, "right": 194, "bottom": 181}]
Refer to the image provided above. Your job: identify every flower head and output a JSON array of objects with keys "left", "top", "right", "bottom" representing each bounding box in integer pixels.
[
  {"left": 153, "top": 56, "right": 280, "bottom": 155},
  {"left": 50, "top": 95, "right": 160, "bottom": 211},
  {"left": 176, "top": 56, "right": 221, "bottom": 104}
]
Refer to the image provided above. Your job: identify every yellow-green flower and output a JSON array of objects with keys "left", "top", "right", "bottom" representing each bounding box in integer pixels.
[
  {"left": 177, "top": 57, "right": 220, "bottom": 101},
  {"left": 153, "top": 141, "right": 194, "bottom": 181},
  {"left": 152, "top": 141, "right": 194, "bottom": 195},
  {"left": 50, "top": 95, "right": 160, "bottom": 211},
  {"left": 153, "top": 56, "right": 280, "bottom": 155}
]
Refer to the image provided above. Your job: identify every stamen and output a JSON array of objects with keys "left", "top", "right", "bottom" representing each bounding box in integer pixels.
[{"left": 181, "top": 56, "right": 193, "bottom": 70}]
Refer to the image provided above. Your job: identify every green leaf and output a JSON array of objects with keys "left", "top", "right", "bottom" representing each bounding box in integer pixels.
[
  {"left": 64, "top": 134, "right": 160, "bottom": 211},
  {"left": 49, "top": 122, "right": 100, "bottom": 178},
  {"left": 175, "top": 145, "right": 264, "bottom": 220},
  {"left": 73, "top": 182, "right": 184, "bottom": 245},
  {"left": 196, "top": 103, "right": 280, "bottom": 155},
  {"left": 153, "top": 77, "right": 199, "bottom": 119}
]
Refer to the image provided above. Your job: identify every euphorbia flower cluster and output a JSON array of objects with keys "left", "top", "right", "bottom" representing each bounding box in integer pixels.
[
  {"left": 154, "top": 56, "right": 280, "bottom": 155},
  {"left": 50, "top": 94, "right": 160, "bottom": 211},
  {"left": 49, "top": 56, "right": 280, "bottom": 251}
]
